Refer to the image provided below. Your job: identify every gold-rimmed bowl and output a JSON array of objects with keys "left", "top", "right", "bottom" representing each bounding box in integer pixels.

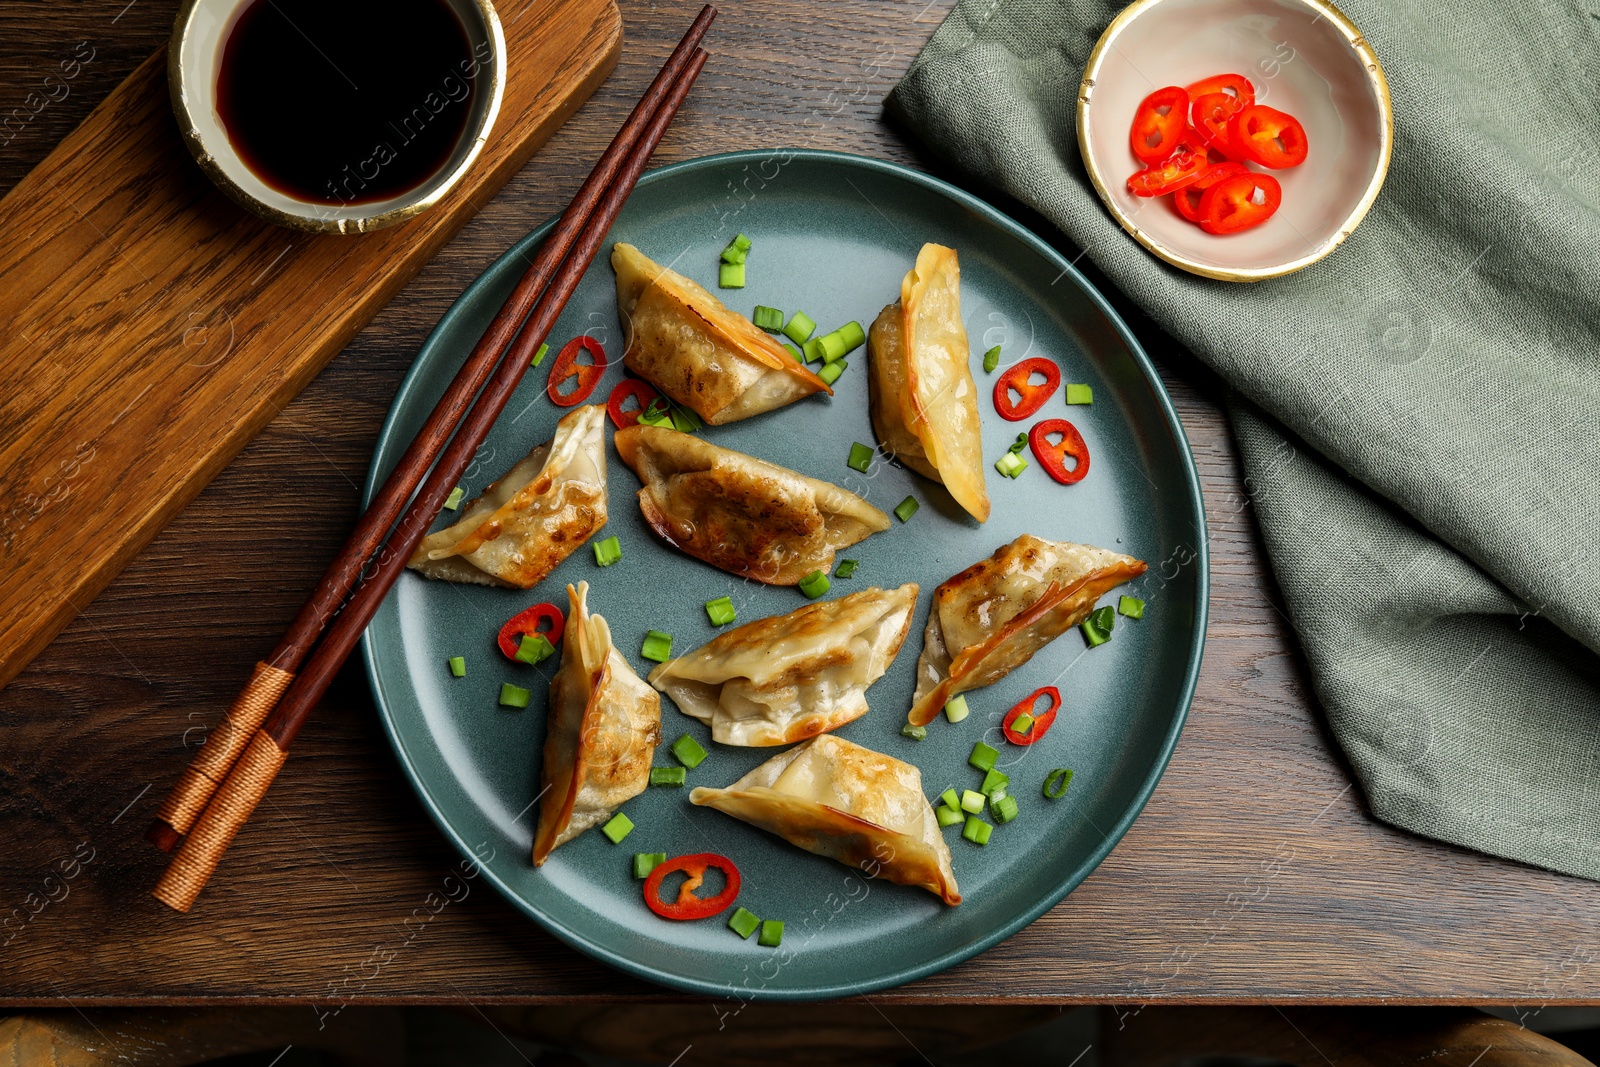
[
  {"left": 168, "top": 0, "right": 506, "bottom": 235},
  {"left": 1077, "top": 0, "right": 1391, "bottom": 281}
]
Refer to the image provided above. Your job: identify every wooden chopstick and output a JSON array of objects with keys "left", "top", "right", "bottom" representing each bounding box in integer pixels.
[
  {"left": 145, "top": 5, "right": 718, "bottom": 854},
  {"left": 151, "top": 45, "right": 710, "bottom": 914}
]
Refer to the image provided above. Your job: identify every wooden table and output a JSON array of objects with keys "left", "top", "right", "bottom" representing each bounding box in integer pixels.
[{"left": 2, "top": 0, "right": 1595, "bottom": 1009}]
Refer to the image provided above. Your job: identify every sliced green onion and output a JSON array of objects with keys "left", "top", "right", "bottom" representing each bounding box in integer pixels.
[
  {"left": 448, "top": 656, "right": 466, "bottom": 678},
  {"left": 816, "top": 332, "right": 848, "bottom": 363},
  {"left": 782, "top": 342, "right": 805, "bottom": 362},
  {"left": 893, "top": 496, "right": 919, "bottom": 523},
  {"left": 1009, "top": 432, "right": 1028, "bottom": 454},
  {"left": 498, "top": 683, "right": 530, "bottom": 709},
  {"left": 962, "top": 815, "right": 993, "bottom": 845},
  {"left": 992, "top": 794, "right": 1019, "bottom": 824},
  {"left": 1043, "top": 767, "right": 1074, "bottom": 799},
  {"left": 969, "top": 741, "right": 999, "bottom": 772},
  {"left": 443, "top": 486, "right": 465, "bottom": 511},
  {"left": 728, "top": 906, "right": 761, "bottom": 939},
  {"left": 641, "top": 630, "right": 673, "bottom": 663},
  {"left": 1010, "top": 712, "right": 1035, "bottom": 736},
  {"left": 671, "top": 733, "right": 708, "bottom": 769},
  {"left": 758, "top": 919, "right": 784, "bottom": 947},
  {"left": 593, "top": 535, "right": 622, "bottom": 567},
  {"left": 515, "top": 632, "right": 555, "bottom": 666},
  {"left": 731, "top": 232, "right": 752, "bottom": 252},
  {"left": 832, "top": 321, "right": 866, "bottom": 355},
  {"left": 719, "top": 262, "right": 746, "bottom": 289},
  {"left": 721, "top": 246, "right": 748, "bottom": 266},
  {"left": 981, "top": 768, "right": 1009, "bottom": 796},
  {"left": 983, "top": 345, "right": 1001, "bottom": 373},
  {"left": 636, "top": 400, "right": 674, "bottom": 428},
  {"left": 940, "top": 788, "right": 960, "bottom": 810},
  {"left": 650, "top": 766, "right": 687, "bottom": 787},
  {"left": 1081, "top": 618, "right": 1109, "bottom": 647},
  {"left": 936, "top": 804, "right": 965, "bottom": 828},
  {"left": 802, "top": 338, "right": 826, "bottom": 363},
  {"left": 901, "top": 723, "right": 927, "bottom": 740},
  {"left": 670, "top": 405, "right": 704, "bottom": 433},
  {"left": 1090, "top": 605, "right": 1115, "bottom": 633},
  {"left": 834, "top": 559, "right": 858, "bottom": 579},
  {"left": 752, "top": 305, "right": 785, "bottom": 331},
  {"left": 848, "top": 442, "right": 874, "bottom": 473},
  {"left": 1065, "top": 383, "right": 1094, "bottom": 405},
  {"left": 1119, "top": 595, "right": 1145, "bottom": 619},
  {"left": 943, "top": 695, "right": 970, "bottom": 723},
  {"left": 634, "top": 852, "right": 667, "bottom": 878},
  {"left": 995, "top": 451, "right": 1028, "bottom": 478},
  {"left": 798, "top": 570, "right": 831, "bottom": 598},
  {"left": 705, "top": 596, "right": 737, "bottom": 626},
  {"left": 783, "top": 311, "right": 816, "bottom": 344},
  {"left": 531, "top": 342, "right": 550, "bottom": 368},
  {"left": 960, "top": 789, "right": 986, "bottom": 815},
  {"left": 817, "top": 359, "right": 845, "bottom": 386},
  {"left": 601, "top": 812, "right": 633, "bottom": 844}
]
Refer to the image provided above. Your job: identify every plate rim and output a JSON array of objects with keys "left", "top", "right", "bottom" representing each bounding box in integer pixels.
[{"left": 359, "top": 147, "right": 1210, "bottom": 1000}]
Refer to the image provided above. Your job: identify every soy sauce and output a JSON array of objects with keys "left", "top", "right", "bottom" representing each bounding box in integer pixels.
[{"left": 216, "top": 0, "right": 485, "bottom": 207}]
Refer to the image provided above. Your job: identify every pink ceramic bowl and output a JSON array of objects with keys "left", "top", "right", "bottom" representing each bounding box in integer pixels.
[{"left": 1077, "top": 0, "right": 1392, "bottom": 281}]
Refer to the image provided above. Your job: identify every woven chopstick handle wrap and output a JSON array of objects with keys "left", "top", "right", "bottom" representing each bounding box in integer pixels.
[
  {"left": 152, "top": 730, "right": 288, "bottom": 913},
  {"left": 152, "top": 662, "right": 294, "bottom": 836}
]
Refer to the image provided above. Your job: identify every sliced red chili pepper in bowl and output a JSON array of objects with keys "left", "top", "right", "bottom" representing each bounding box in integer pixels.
[
  {"left": 1029, "top": 418, "right": 1090, "bottom": 485},
  {"left": 1002, "top": 686, "right": 1062, "bottom": 746},
  {"left": 1228, "top": 104, "right": 1308, "bottom": 168},
  {"left": 606, "top": 378, "right": 660, "bottom": 430},
  {"left": 1185, "top": 72, "right": 1255, "bottom": 111},
  {"left": 1129, "top": 85, "right": 1190, "bottom": 165},
  {"left": 1125, "top": 143, "right": 1207, "bottom": 197},
  {"left": 497, "top": 602, "right": 565, "bottom": 661},
  {"left": 1172, "top": 161, "right": 1250, "bottom": 223},
  {"left": 643, "top": 853, "right": 742, "bottom": 921},
  {"left": 993, "top": 357, "right": 1061, "bottom": 421},
  {"left": 547, "top": 336, "right": 608, "bottom": 407},
  {"left": 1189, "top": 92, "right": 1243, "bottom": 157},
  {"left": 1198, "top": 172, "right": 1283, "bottom": 234}
]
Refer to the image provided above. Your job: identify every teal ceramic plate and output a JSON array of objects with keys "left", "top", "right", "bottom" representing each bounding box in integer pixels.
[{"left": 361, "top": 150, "right": 1207, "bottom": 999}]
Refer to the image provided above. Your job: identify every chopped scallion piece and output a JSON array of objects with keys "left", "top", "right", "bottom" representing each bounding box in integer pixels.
[
  {"left": 983, "top": 345, "right": 1001, "bottom": 373},
  {"left": 641, "top": 630, "right": 673, "bottom": 662},
  {"left": 962, "top": 815, "right": 993, "bottom": 845},
  {"left": 1009, "top": 432, "right": 1028, "bottom": 454},
  {"left": 650, "top": 766, "right": 687, "bottom": 787},
  {"left": 498, "top": 683, "right": 530, "bottom": 709},
  {"left": 901, "top": 723, "right": 927, "bottom": 740},
  {"left": 593, "top": 535, "right": 622, "bottom": 567},
  {"left": 705, "top": 596, "right": 737, "bottom": 626},
  {"left": 992, "top": 794, "right": 1019, "bottom": 824},
  {"left": 1119, "top": 595, "right": 1145, "bottom": 619},
  {"left": 719, "top": 262, "right": 746, "bottom": 289},
  {"left": 893, "top": 496, "right": 919, "bottom": 523},
  {"left": 1011, "top": 712, "right": 1035, "bottom": 736},
  {"left": 671, "top": 733, "right": 708, "bottom": 769},
  {"left": 832, "top": 321, "right": 866, "bottom": 355},
  {"left": 782, "top": 342, "right": 805, "bottom": 362},
  {"left": 636, "top": 400, "right": 674, "bottom": 428},
  {"left": 1081, "top": 618, "right": 1110, "bottom": 647},
  {"left": 981, "top": 768, "right": 1009, "bottom": 796},
  {"left": 515, "top": 632, "right": 555, "bottom": 666},
  {"left": 817, "top": 359, "right": 845, "bottom": 385},
  {"left": 943, "top": 695, "right": 970, "bottom": 723},
  {"left": 1065, "top": 383, "right": 1094, "bottom": 405},
  {"left": 816, "top": 332, "right": 848, "bottom": 363},
  {"left": 798, "top": 569, "right": 831, "bottom": 599},
  {"left": 758, "top": 919, "right": 784, "bottom": 947},
  {"left": 634, "top": 852, "right": 667, "bottom": 878},
  {"left": 940, "top": 788, "right": 960, "bottom": 810},
  {"left": 937, "top": 804, "right": 965, "bottom": 828},
  {"left": 802, "top": 337, "right": 826, "bottom": 363},
  {"left": 969, "top": 741, "right": 999, "bottom": 772},
  {"left": 1090, "top": 605, "right": 1115, "bottom": 633},
  {"left": 1043, "top": 767, "right": 1075, "bottom": 799},
  {"left": 448, "top": 656, "right": 466, "bottom": 678},
  {"left": 443, "top": 486, "right": 465, "bottom": 511},
  {"left": 531, "top": 342, "right": 550, "bottom": 367},
  {"left": 728, "top": 906, "right": 761, "bottom": 939},
  {"left": 834, "top": 559, "right": 858, "bottom": 579},
  {"left": 721, "top": 245, "right": 748, "bottom": 265},
  {"left": 995, "top": 451, "right": 1028, "bottom": 478},
  {"left": 731, "top": 232, "right": 752, "bottom": 252},
  {"left": 847, "top": 442, "right": 874, "bottom": 473},
  {"left": 752, "top": 305, "right": 785, "bottom": 331},
  {"left": 601, "top": 812, "right": 633, "bottom": 844},
  {"left": 783, "top": 311, "right": 816, "bottom": 344},
  {"left": 961, "top": 789, "right": 986, "bottom": 815}
]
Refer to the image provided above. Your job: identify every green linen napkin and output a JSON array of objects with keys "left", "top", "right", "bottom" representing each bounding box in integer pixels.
[{"left": 890, "top": 0, "right": 1600, "bottom": 877}]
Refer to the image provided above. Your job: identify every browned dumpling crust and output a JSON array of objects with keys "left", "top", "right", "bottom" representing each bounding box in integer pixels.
[
  {"left": 907, "top": 534, "right": 1147, "bottom": 727},
  {"left": 407, "top": 405, "right": 607, "bottom": 589},
  {"left": 613, "top": 424, "right": 891, "bottom": 586},
  {"left": 612, "top": 243, "right": 830, "bottom": 425}
]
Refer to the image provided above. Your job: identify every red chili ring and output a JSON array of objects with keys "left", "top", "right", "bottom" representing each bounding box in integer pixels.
[
  {"left": 547, "top": 336, "right": 608, "bottom": 407},
  {"left": 993, "top": 358, "right": 1062, "bottom": 421},
  {"left": 606, "top": 378, "right": 661, "bottom": 430},
  {"left": 497, "top": 602, "right": 565, "bottom": 661},
  {"left": 643, "top": 853, "right": 742, "bottom": 921},
  {"left": 1028, "top": 418, "right": 1090, "bottom": 485},
  {"left": 1002, "top": 686, "right": 1062, "bottom": 746}
]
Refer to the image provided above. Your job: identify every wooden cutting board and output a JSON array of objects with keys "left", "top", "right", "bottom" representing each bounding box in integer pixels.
[{"left": 0, "top": 0, "right": 621, "bottom": 689}]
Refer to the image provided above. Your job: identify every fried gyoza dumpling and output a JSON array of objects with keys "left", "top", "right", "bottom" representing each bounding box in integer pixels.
[
  {"left": 612, "top": 243, "right": 830, "bottom": 425},
  {"left": 690, "top": 734, "right": 960, "bottom": 905},
  {"left": 868, "top": 243, "right": 989, "bottom": 523},
  {"left": 906, "top": 534, "right": 1146, "bottom": 727},
  {"left": 407, "top": 405, "right": 607, "bottom": 589},
  {"left": 649, "top": 584, "right": 918, "bottom": 746},
  {"left": 613, "top": 424, "right": 891, "bottom": 585},
  {"left": 534, "top": 581, "right": 661, "bottom": 866}
]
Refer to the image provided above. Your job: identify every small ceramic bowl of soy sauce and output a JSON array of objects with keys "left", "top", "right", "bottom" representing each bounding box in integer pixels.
[{"left": 169, "top": 0, "right": 506, "bottom": 234}]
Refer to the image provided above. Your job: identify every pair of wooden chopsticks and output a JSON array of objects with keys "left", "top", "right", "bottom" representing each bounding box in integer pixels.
[{"left": 148, "top": 6, "right": 717, "bottom": 913}]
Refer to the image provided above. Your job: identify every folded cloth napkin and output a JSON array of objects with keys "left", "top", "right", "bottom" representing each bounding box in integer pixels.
[{"left": 890, "top": 0, "right": 1600, "bottom": 878}]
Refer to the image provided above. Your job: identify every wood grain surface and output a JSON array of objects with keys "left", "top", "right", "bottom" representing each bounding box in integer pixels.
[{"left": 2, "top": 0, "right": 1598, "bottom": 1009}]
